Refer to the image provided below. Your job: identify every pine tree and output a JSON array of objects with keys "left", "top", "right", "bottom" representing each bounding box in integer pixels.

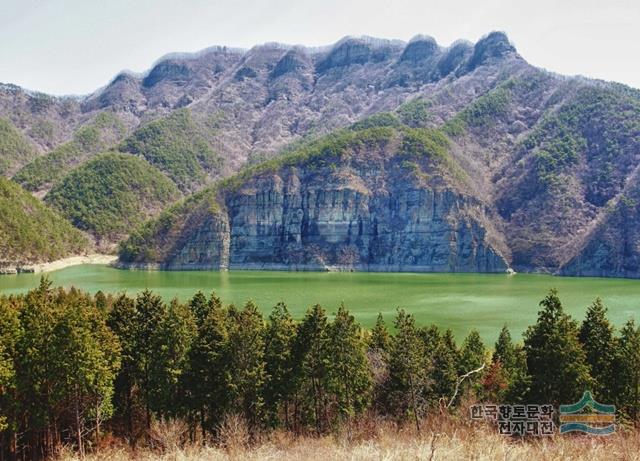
[
  {"left": 149, "top": 298, "right": 196, "bottom": 419},
  {"left": 493, "top": 326, "right": 516, "bottom": 370},
  {"left": 94, "top": 290, "right": 108, "bottom": 311},
  {"left": 524, "top": 289, "right": 591, "bottom": 405},
  {"left": 369, "top": 313, "right": 391, "bottom": 354},
  {"left": 616, "top": 320, "right": 640, "bottom": 419},
  {"left": 327, "top": 304, "right": 372, "bottom": 423},
  {"left": 14, "top": 277, "right": 60, "bottom": 458},
  {"left": 184, "top": 292, "right": 230, "bottom": 436},
  {"left": 291, "top": 304, "right": 330, "bottom": 434},
  {"left": 0, "top": 295, "right": 21, "bottom": 454},
  {"left": 492, "top": 326, "right": 529, "bottom": 403},
  {"left": 368, "top": 313, "right": 392, "bottom": 414},
  {"left": 53, "top": 289, "right": 120, "bottom": 457},
  {"left": 226, "top": 300, "right": 267, "bottom": 429},
  {"left": 133, "top": 290, "right": 168, "bottom": 430},
  {"left": 107, "top": 294, "right": 139, "bottom": 442},
  {"left": 456, "top": 330, "right": 487, "bottom": 400},
  {"left": 0, "top": 335, "right": 12, "bottom": 432},
  {"left": 388, "top": 309, "right": 430, "bottom": 432},
  {"left": 579, "top": 298, "right": 616, "bottom": 402},
  {"left": 428, "top": 328, "right": 459, "bottom": 403},
  {"left": 188, "top": 291, "right": 209, "bottom": 327},
  {"left": 458, "top": 330, "right": 486, "bottom": 373},
  {"left": 264, "top": 302, "right": 297, "bottom": 428}
]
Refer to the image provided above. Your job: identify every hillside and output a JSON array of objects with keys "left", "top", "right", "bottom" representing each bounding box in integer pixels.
[
  {"left": 0, "top": 178, "right": 88, "bottom": 266},
  {"left": 45, "top": 152, "right": 181, "bottom": 248},
  {"left": 1, "top": 32, "right": 525, "bottom": 178},
  {"left": 118, "top": 109, "right": 222, "bottom": 191},
  {"left": 13, "top": 112, "right": 128, "bottom": 194},
  {"left": 119, "top": 75, "right": 640, "bottom": 276},
  {"left": 0, "top": 118, "right": 36, "bottom": 176}
]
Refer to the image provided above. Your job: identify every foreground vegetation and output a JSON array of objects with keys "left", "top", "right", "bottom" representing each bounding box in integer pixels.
[
  {"left": 54, "top": 416, "right": 640, "bottom": 460},
  {"left": 1, "top": 280, "right": 639, "bottom": 460}
]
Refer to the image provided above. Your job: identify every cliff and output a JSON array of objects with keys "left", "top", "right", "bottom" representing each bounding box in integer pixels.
[{"left": 119, "top": 125, "right": 508, "bottom": 272}]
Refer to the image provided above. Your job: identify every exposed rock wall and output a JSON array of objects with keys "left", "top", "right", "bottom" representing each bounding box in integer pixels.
[{"left": 140, "top": 159, "right": 508, "bottom": 272}]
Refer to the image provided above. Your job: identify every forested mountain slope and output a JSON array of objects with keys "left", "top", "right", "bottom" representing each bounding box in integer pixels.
[{"left": 0, "top": 179, "right": 88, "bottom": 267}]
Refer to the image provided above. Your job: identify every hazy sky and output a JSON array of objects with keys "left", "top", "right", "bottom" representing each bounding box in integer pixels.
[{"left": 1, "top": 0, "right": 639, "bottom": 95}]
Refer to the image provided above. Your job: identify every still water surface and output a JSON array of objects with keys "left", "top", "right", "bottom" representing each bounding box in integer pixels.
[{"left": 2, "top": 265, "right": 639, "bottom": 342}]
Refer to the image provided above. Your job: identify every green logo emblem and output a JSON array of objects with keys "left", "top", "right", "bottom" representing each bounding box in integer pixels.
[{"left": 559, "top": 391, "right": 615, "bottom": 435}]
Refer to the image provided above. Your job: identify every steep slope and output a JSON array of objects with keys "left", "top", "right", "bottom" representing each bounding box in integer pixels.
[
  {"left": 118, "top": 109, "right": 223, "bottom": 191},
  {"left": 561, "top": 172, "right": 640, "bottom": 278},
  {"left": 119, "top": 122, "right": 508, "bottom": 271},
  {"left": 45, "top": 152, "right": 181, "bottom": 247},
  {"left": 439, "top": 76, "right": 640, "bottom": 273},
  {"left": 0, "top": 118, "right": 36, "bottom": 176},
  {"left": 0, "top": 84, "right": 83, "bottom": 151},
  {"left": 0, "top": 178, "right": 88, "bottom": 266},
  {"left": 13, "top": 112, "right": 128, "bottom": 194}
]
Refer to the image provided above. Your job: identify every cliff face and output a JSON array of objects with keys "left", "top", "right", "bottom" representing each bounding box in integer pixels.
[
  {"left": 224, "top": 171, "right": 505, "bottom": 271},
  {"left": 120, "top": 127, "right": 508, "bottom": 272}
]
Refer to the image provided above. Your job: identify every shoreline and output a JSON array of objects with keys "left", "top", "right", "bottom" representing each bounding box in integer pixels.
[
  {"left": 0, "top": 254, "right": 117, "bottom": 275},
  {"left": 115, "top": 260, "right": 516, "bottom": 274}
]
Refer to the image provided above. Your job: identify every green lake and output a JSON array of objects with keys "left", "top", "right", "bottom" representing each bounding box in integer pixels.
[{"left": 1, "top": 265, "right": 640, "bottom": 343}]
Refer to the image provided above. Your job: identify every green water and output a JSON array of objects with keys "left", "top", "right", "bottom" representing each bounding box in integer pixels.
[{"left": 1, "top": 265, "right": 640, "bottom": 343}]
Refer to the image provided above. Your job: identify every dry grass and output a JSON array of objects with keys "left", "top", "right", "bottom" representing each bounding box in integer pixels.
[{"left": 56, "top": 415, "right": 640, "bottom": 461}]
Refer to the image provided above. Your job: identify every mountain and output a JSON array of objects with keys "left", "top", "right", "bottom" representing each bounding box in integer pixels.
[
  {"left": 13, "top": 111, "right": 127, "bottom": 195},
  {"left": 2, "top": 31, "right": 640, "bottom": 276},
  {"left": 118, "top": 109, "right": 222, "bottom": 192},
  {"left": 1, "top": 33, "right": 520, "bottom": 182},
  {"left": 0, "top": 178, "right": 88, "bottom": 268}
]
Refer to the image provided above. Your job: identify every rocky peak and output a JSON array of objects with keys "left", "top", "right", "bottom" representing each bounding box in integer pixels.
[
  {"left": 142, "top": 60, "right": 194, "bottom": 88},
  {"left": 438, "top": 40, "right": 473, "bottom": 76},
  {"left": 466, "top": 31, "right": 517, "bottom": 71},
  {"left": 400, "top": 36, "right": 440, "bottom": 64},
  {"left": 82, "top": 72, "right": 143, "bottom": 111},
  {"left": 316, "top": 37, "right": 373, "bottom": 72},
  {"left": 271, "top": 49, "right": 310, "bottom": 79}
]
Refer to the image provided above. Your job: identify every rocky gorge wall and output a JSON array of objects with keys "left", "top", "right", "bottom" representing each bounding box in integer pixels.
[{"left": 127, "top": 160, "right": 509, "bottom": 272}]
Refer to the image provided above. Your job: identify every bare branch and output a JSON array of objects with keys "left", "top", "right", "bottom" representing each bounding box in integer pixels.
[{"left": 446, "top": 363, "right": 485, "bottom": 409}]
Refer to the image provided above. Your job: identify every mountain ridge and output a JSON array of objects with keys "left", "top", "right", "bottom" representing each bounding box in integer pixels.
[{"left": 2, "top": 31, "right": 640, "bottom": 277}]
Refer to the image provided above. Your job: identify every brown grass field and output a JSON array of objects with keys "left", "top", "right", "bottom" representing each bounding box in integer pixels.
[{"left": 54, "top": 413, "right": 640, "bottom": 461}]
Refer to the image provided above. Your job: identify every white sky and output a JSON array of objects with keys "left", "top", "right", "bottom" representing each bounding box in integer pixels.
[{"left": 0, "top": 0, "right": 639, "bottom": 95}]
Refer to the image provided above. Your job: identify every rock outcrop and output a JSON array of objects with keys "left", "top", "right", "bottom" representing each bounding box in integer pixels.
[
  {"left": 119, "top": 126, "right": 508, "bottom": 272},
  {"left": 223, "top": 175, "right": 505, "bottom": 272}
]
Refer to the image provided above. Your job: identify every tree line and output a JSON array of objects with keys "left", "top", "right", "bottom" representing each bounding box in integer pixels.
[{"left": 1, "top": 279, "right": 639, "bottom": 459}]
